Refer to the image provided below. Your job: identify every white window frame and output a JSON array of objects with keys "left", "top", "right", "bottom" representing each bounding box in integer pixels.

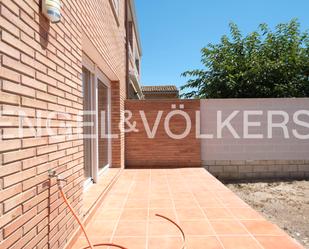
[
  {"left": 109, "top": 0, "right": 120, "bottom": 26},
  {"left": 82, "top": 54, "right": 112, "bottom": 188},
  {"left": 95, "top": 66, "right": 112, "bottom": 178},
  {"left": 82, "top": 67, "right": 95, "bottom": 189},
  {"left": 112, "top": 0, "right": 119, "bottom": 14}
]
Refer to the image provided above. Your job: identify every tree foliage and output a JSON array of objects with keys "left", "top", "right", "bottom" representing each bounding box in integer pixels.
[{"left": 181, "top": 19, "right": 309, "bottom": 98}]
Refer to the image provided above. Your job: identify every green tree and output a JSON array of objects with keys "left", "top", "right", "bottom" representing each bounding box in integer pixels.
[{"left": 181, "top": 19, "right": 309, "bottom": 98}]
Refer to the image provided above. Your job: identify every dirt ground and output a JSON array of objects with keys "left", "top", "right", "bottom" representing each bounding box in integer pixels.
[{"left": 226, "top": 180, "right": 309, "bottom": 249}]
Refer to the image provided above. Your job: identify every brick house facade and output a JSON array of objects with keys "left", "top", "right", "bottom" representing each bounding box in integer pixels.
[
  {"left": 1, "top": 1, "right": 309, "bottom": 249},
  {"left": 0, "top": 0, "right": 142, "bottom": 248}
]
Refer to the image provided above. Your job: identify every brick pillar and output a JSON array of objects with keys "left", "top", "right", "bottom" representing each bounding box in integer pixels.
[{"left": 111, "top": 81, "right": 125, "bottom": 168}]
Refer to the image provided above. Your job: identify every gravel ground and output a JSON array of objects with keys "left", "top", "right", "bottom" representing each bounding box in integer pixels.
[{"left": 226, "top": 180, "right": 309, "bottom": 249}]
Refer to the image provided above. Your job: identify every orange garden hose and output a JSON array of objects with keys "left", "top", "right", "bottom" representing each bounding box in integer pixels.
[
  {"left": 59, "top": 185, "right": 128, "bottom": 249},
  {"left": 58, "top": 179, "right": 186, "bottom": 249},
  {"left": 155, "top": 214, "right": 186, "bottom": 249}
]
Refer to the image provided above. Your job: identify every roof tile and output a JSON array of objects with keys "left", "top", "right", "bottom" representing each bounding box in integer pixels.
[{"left": 141, "top": 85, "right": 178, "bottom": 93}]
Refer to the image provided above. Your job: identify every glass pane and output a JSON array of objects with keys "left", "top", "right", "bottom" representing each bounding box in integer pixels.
[
  {"left": 82, "top": 67, "right": 92, "bottom": 179},
  {"left": 98, "top": 80, "right": 109, "bottom": 169}
]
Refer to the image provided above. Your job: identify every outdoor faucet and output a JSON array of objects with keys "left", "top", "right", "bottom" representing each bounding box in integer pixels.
[{"left": 48, "top": 170, "right": 67, "bottom": 189}]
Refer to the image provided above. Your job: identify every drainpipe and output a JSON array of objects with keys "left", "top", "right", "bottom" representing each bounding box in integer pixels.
[{"left": 125, "top": 0, "right": 130, "bottom": 99}]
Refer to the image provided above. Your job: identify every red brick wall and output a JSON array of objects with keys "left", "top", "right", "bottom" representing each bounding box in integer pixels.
[
  {"left": 125, "top": 100, "right": 201, "bottom": 167},
  {"left": 143, "top": 92, "right": 179, "bottom": 99},
  {"left": 0, "top": 1, "right": 84, "bottom": 248},
  {"left": 111, "top": 81, "right": 126, "bottom": 168},
  {"left": 77, "top": 0, "right": 127, "bottom": 168},
  {"left": 0, "top": 0, "right": 127, "bottom": 248}
]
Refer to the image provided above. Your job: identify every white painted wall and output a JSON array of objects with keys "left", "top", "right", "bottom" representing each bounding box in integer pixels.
[{"left": 200, "top": 98, "right": 309, "bottom": 161}]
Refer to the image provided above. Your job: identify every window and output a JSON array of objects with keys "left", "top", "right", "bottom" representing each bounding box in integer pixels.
[
  {"left": 98, "top": 81, "right": 109, "bottom": 171},
  {"left": 82, "top": 67, "right": 93, "bottom": 185},
  {"left": 112, "top": 0, "right": 119, "bottom": 14},
  {"left": 82, "top": 56, "right": 112, "bottom": 188},
  {"left": 110, "top": 0, "right": 120, "bottom": 25},
  {"left": 128, "top": 22, "right": 134, "bottom": 50},
  {"left": 135, "top": 59, "right": 140, "bottom": 74}
]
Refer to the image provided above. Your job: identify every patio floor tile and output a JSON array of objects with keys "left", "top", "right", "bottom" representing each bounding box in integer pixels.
[
  {"left": 176, "top": 208, "right": 205, "bottom": 221},
  {"left": 173, "top": 198, "right": 199, "bottom": 208},
  {"left": 125, "top": 198, "right": 149, "bottom": 209},
  {"left": 180, "top": 220, "right": 215, "bottom": 235},
  {"left": 150, "top": 198, "right": 174, "bottom": 208},
  {"left": 197, "top": 198, "right": 224, "bottom": 208},
  {"left": 220, "top": 236, "right": 262, "bottom": 249},
  {"left": 148, "top": 237, "right": 183, "bottom": 249},
  {"left": 114, "top": 221, "right": 147, "bottom": 237},
  {"left": 148, "top": 220, "right": 181, "bottom": 236},
  {"left": 83, "top": 220, "right": 116, "bottom": 237},
  {"left": 203, "top": 207, "right": 234, "bottom": 220},
  {"left": 70, "top": 168, "right": 304, "bottom": 249},
  {"left": 210, "top": 220, "right": 249, "bottom": 235},
  {"left": 111, "top": 237, "right": 146, "bottom": 249},
  {"left": 149, "top": 209, "right": 177, "bottom": 221},
  {"left": 120, "top": 208, "right": 149, "bottom": 220},
  {"left": 186, "top": 237, "right": 223, "bottom": 249},
  {"left": 71, "top": 237, "right": 112, "bottom": 249},
  {"left": 242, "top": 220, "right": 286, "bottom": 235},
  {"left": 95, "top": 208, "right": 122, "bottom": 220},
  {"left": 229, "top": 207, "right": 265, "bottom": 220},
  {"left": 255, "top": 236, "right": 304, "bottom": 249}
]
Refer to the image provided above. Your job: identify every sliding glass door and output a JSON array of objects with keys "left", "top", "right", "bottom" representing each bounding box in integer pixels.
[
  {"left": 82, "top": 57, "right": 111, "bottom": 188},
  {"left": 82, "top": 66, "right": 93, "bottom": 185},
  {"left": 98, "top": 80, "right": 110, "bottom": 172}
]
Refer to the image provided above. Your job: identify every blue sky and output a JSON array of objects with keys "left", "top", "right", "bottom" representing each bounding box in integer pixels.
[{"left": 135, "top": 0, "right": 309, "bottom": 93}]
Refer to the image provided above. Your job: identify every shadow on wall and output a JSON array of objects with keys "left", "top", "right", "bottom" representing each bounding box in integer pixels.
[{"left": 39, "top": 1, "right": 50, "bottom": 49}]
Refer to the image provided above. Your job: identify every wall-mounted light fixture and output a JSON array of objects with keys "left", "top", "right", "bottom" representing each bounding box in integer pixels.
[{"left": 42, "top": 0, "right": 61, "bottom": 23}]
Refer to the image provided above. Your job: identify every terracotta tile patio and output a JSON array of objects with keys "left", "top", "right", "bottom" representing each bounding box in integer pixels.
[{"left": 70, "top": 168, "right": 304, "bottom": 249}]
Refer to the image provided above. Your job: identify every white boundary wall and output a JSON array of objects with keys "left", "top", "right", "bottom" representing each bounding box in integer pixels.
[{"left": 200, "top": 98, "right": 309, "bottom": 179}]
